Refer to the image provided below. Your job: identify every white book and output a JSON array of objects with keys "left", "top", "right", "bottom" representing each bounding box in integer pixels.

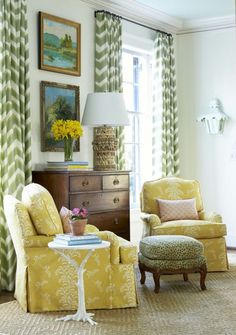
[{"left": 55, "top": 233, "right": 100, "bottom": 241}]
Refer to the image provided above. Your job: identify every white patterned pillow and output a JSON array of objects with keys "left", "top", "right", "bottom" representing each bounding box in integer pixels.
[
  {"left": 60, "top": 206, "right": 72, "bottom": 233},
  {"left": 157, "top": 198, "right": 199, "bottom": 222}
]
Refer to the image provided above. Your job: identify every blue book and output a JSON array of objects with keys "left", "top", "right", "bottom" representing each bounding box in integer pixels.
[
  {"left": 47, "top": 161, "right": 88, "bottom": 166},
  {"left": 54, "top": 238, "right": 102, "bottom": 246}
]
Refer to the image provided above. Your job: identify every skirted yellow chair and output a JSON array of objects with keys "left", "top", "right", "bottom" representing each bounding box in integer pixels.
[
  {"left": 140, "top": 177, "right": 228, "bottom": 272},
  {"left": 3, "top": 183, "right": 138, "bottom": 313}
]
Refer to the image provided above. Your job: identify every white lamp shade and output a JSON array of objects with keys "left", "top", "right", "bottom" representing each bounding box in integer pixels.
[{"left": 82, "top": 92, "right": 129, "bottom": 126}]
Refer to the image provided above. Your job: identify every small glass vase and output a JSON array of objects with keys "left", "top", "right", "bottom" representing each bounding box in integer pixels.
[{"left": 64, "top": 137, "right": 74, "bottom": 162}]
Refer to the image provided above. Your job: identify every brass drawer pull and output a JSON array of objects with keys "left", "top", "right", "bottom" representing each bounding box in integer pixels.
[
  {"left": 114, "top": 218, "right": 119, "bottom": 225},
  {"left": 113, "top": 197, "right": 120, "bottom": 204},
  {"left": 113, "top": 178, "right": 120, "bottom": 186},
  {"left": 82, "top": 201, "right": 90, "bottom": 207},
  {"left": 82, "top": 179, "right": 89, "bottom": 187}
]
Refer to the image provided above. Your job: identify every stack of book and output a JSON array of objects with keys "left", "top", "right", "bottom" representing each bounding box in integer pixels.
[
  {"left": 53, "top": 234, "right": 102, "bottom": 246},
  {"left": 46, "top": 161, "right": 90, "bottom": 170}
]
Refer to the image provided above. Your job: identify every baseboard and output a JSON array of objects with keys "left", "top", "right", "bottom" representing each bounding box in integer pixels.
[{"left": 226, "top": 235, "right": 236, "bottom": 248}]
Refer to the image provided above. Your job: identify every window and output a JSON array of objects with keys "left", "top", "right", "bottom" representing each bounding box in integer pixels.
[{"left": 122, "top": 49, "right": 153, "bottom": 208}]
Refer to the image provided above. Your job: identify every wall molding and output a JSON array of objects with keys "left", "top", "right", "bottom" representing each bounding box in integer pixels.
[
  {"left": 81, "top": 0, "right": 235, "bottom": 34},
  {"left": 179, "top": 15, "right": 235, "bottom": 34}
]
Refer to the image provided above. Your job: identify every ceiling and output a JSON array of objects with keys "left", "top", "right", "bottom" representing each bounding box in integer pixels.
[
  {"left": 83, "top": 0, "right": 236, "bottom": 33},
  {"left": 136, "top": 0, "right": 235, "bottom": 20}
]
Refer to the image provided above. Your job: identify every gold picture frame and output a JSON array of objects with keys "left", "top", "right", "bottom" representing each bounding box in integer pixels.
[
  {"left": 40, "top": 81, "right": 80, "bottom": 152},
  {"left": 39, "top": 12, "right": 81, "bottom": 76}
]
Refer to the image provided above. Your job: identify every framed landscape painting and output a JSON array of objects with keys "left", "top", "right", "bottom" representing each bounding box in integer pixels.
[
  {"left": 40, "top": 81, "right": 80, "bottom": 152},
  {"left": 39, "top": 12, "right": 81, "bottom": 76}
]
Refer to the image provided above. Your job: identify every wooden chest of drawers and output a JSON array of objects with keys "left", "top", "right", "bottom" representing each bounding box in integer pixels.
[{"left": 32, "top": 170, "right": 130, "bottom": 240}]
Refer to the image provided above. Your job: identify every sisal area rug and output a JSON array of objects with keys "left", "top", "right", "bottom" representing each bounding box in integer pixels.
[{"left": 1, "top": 256, "right": 236, "bottom": 335}]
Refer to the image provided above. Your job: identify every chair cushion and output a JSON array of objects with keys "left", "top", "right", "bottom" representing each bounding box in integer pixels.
[
  {"left": 155, "top": 220, "right": 227, "bottom": 239},
  {"left": 157, "top": 198, "right": 198, "bottom": 222},
  {"left": 140, "top": 235, "right": 204, "bottom": 260},
  {"left": 22, "top": 183, "right": 63, "bottom": 236},
  {"left": 4, "top": 195, "right": 36, "bottom": 244},
  {"left": 15, "top": 200, "right": 37, "bottom": 237},
  {"left": 141, "top": 177, "right": 203, "bottom": 215},
  {"left": 139, "top": 253, "right": 206, "bottom": 271}
]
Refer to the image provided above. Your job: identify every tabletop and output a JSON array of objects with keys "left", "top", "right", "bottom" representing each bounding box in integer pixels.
[{"left": 48, "top": 240, "right": 110, "bottom": 250}]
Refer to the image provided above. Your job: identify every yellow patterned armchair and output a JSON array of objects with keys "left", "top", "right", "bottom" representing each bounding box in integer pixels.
[
  {"left": 4, "top": 183, "right": 138, "bottom": 313},
  {"left": 140, "top": 177, "right": 228, "bottom": 272}
]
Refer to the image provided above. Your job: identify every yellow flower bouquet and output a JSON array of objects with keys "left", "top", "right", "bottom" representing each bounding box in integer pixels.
[{"left": 51, "top": 120, "right": 83, "bottom": 161}]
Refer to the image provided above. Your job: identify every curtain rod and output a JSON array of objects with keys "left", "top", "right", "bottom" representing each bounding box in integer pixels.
[{"left": 95, "top": 10, "right": 172, "bottom": 37}]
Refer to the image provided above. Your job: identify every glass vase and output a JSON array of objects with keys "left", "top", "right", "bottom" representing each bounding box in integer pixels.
[{"left": 64, "top": 137, "right": 74, "bottom": 162}]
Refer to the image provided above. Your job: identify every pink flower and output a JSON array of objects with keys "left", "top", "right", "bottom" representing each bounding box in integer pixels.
[{"left": 71, "top": 207, "right": 88, "bottom": 220}]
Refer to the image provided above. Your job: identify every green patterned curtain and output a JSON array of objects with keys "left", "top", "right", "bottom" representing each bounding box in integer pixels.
[
  {"left": 152, "top": 32, "right": 179, "bottom": 177},
  {"left": 95, "top": 11, "right": 125, "bottom": 170},
  {"left": 0, "top": 0, "right": 31, "bottom": 290}
]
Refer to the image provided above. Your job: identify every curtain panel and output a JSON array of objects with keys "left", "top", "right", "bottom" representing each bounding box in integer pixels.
[
  {"left": 0, "top": 0, "right": 31, "bottom": 290},
  {"left": 94, "top": 11, "right": 125, "bottom": 170},
  {"left": 153, "top": 32, "right": 179, "bottom": 177}
]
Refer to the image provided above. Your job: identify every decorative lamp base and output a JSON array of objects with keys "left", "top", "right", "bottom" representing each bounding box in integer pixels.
[{"left": 93, "top": 126, "right": 118, "bottom": 171}]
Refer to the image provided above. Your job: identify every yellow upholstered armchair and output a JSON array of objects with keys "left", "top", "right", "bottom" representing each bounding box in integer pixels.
[
  {"left": 140, "top": 177, "right": 228, "bottom": 272},
  {"left": 3, "top": 183, "right": 138, "bottom": 313}
]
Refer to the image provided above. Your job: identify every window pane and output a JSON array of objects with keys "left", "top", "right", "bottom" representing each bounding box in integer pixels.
[
  {"left": 124, "top": 114, "right": 133, "bottom": 143},
  {"left": 124, "top": 143, "right": 132, "bottom": 171},
  {"left": 123, "top": 49, "right": 154, "bottom": 208},
  {"left": 122, "top": 53, "right": 134, "bottom": 83},
  {"left": 123, "top": 83, "right": 134, "bottom": 111}
]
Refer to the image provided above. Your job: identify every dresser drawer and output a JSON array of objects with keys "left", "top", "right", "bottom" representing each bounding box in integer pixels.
[
  {"left": 88, "top": 211, "right": 129, "bottom": 236},
  {"left": 69, "top": 175, "right": 102, "bottom": 192},
  {"left": 70, "top": 191, "right": 129, "bottom": 212},
  {"left": 102, "top": 174, "right": 129, "bottom": 190}
]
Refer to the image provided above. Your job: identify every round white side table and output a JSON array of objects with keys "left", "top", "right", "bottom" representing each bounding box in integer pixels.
[{"left": 48, "top": 240, "right": 110, "bottom": 325}]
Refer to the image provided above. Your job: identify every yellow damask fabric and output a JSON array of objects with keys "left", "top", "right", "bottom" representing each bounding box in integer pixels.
[
  {"left": 199, "top": 237, "right": 228, "bottom": 272},
  {"left": 15, "top": 200, "right": 36, "bottom": 236},
  {"left": 154, "top": 220, "right": 227, "bottom": 239},
  {"left": 22, "top": 183, "right": 63, "bottom": 236},
  {"left": 118, "top": 237, "right": 138, "bottom": 264},
  {"left": 141, "top": 177, "right": 203, "bottom": 215},
  {"left": 140, "top": 177, "right": 229, "bottom": 272},
  {"left": 198, "top": 210, "right": 222, "bottom": 223},
  {"left": 4, "top": 191, "right": 138, "bottom": 313}
]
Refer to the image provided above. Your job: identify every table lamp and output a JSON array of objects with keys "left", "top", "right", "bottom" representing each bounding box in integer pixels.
[{"left": 82, "top": 92, "right": 129, "bottom": 171}]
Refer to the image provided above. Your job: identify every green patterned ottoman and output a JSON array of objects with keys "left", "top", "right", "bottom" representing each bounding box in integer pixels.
[{"left": 139, "top": 235, "right": 207, "bottom": 293}]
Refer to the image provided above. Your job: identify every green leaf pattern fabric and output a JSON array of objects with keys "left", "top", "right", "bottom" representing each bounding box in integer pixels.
[
  {"left": 153, "top": 33, "right": 179, "bottom": 177},
  {"left": 0, "top": 0, "right": 31, "bottom": 290},
  {"left": 95, "top": 12, "right": 125, "bottom": 170}
]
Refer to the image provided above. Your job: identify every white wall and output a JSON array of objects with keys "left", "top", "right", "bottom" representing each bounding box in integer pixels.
[
  {"left": 28, "top": 1, "right": 236, "bottom": 245},
  {"left": 177, "top": 27, "right": 236, "bottom": 246},
  {"left": 27, "top": 0, "right": 95, "bottom": 167}
]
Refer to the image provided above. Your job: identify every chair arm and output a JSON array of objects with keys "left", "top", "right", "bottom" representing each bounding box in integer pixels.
[
  {"left": 140, "top": 212, "right": 161, "bottom": 237},
  {"left": 198, "top": 210, "right": 222, "bottom": 223},
  {"left": 85, "top": 224, "right": 99, "bottom": 233},
  {"left": 118, "top": 237, "right": 138, "bottom": 264},
  {"left": 93, "top": 231, "right": 120, "bottom": 265},
  {"left": 24, "top": 236, "right": 54, "bottom": 248}
]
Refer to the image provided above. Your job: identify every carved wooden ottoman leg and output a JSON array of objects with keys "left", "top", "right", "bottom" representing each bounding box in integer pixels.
[
  {"left": 139, "top": 261, "right": 146, "bottom": 285},
  {"left": 183, "top": 273, "right": 188, "bottom": 281},
  {"left": 153, "top": 271, "right": 161, "bottom": 293},
  {"left": 199, "top": 264, "right": 207, "bottom": 290}
]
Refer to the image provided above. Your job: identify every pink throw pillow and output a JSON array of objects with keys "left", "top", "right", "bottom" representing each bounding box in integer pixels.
[
  {"left": 157, "top": 198, "right": 199, "bottom": 222},
  {"left": 59, "top": 206, "right": 72, "bottom": 233}
]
